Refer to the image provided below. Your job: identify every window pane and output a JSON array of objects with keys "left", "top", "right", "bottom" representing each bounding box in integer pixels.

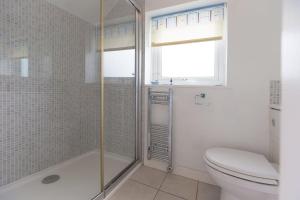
[
  {"left": 161, "top": 41, "right": 216, "bottom": 78},
  {"left": 104, "top": 49, "right": 135, "bottom": 77},
  {"left": 20, "top": 58, "right": 29, "bottom": 77}
]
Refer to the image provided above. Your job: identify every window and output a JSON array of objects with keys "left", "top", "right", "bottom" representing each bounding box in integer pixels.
[
  {"left": 149, "top": 4, "right": 227, "bottom": 85},
  {"left": 20, "top": 58, "right": 29, "bottom": 77},
  {"left": 104, "top": 49, "right": 135, "bottom": 77},
  {"left": 162, "top": 42, "right": 215, "bottom": 78}
]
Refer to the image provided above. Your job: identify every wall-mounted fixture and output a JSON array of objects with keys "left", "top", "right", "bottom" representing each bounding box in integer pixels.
[
  {"left": 147, "top": 88, "right": 173, "bottom": 172},
  {"left": 195, "top": 92, "right": 210, "bottom": 106}
]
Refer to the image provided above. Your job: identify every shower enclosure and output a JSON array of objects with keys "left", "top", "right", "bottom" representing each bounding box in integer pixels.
[
  {"left": 0, "top": 0, "right": 143, "bottom": 199},
  {"left": 101, "top": 0, "right": 142, "bottom": 192}
]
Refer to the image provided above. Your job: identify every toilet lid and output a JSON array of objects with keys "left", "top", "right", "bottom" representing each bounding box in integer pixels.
[{"left": 205, "top": 148, "right": 279, "bottom": 181}]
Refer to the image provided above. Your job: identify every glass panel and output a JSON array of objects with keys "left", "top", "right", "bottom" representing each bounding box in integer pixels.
[
  {"left": 103, "top": 0, "right": 137, "bottom": 185},
  {"left": 103, "top": 50, "right": 135, "bottom": 78},
  {"left": 161, "top": 41, "right": 216, "bottom": 78},
  {"left": 0, "top": 0, "right": 102, "bottom": 199}
]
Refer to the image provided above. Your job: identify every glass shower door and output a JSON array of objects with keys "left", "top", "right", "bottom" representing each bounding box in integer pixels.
[
  {"left": 0, "top": 0, "right": 102, "bottom": 200},
  {"left": 0, "top": 0, "right": 141, "bottom": 199},
  {"left": 102, "top": 0, "right": 140, "bottom": 187}
]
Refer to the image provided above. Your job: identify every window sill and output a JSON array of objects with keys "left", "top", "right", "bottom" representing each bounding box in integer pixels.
[{"left": 144, "top": 83, "right": 229, "bottom": 89}]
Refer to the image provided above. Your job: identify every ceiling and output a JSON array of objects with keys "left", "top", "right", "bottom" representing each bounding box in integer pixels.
[{"left": 46, "top": 0, "right": 136, "bottom": 25}]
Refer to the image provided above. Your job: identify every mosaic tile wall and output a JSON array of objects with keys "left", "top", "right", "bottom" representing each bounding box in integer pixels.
[
  {"left": 270, "top": 80, "right": 281, "bottom": 105},
  {"left": 269, "top": 80, "right": 281, "bottom": 164},
  {"left": 0, "top": 0, "right": 100, "bottom": 186},
  {"left": 0, "top": 0, "right": 136, "bottom": 187},
  {"left": 104, "top": 78, "right": 136, "bottom": 159}
]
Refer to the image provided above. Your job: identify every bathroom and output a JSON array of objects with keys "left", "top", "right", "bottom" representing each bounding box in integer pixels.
[{"left": 0, "top": 0, "right": 299, "bottom": 200}]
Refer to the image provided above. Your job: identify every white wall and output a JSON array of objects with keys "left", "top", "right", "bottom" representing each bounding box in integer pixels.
[
  {"left": 280, "top": 0, "right": 300, "bottom": 199},
  {"left": 146, "top": 0, "right": 206, "bottom": 11},
  {"left": 144, "top": 0, "right": 281, "bottom": 183}
]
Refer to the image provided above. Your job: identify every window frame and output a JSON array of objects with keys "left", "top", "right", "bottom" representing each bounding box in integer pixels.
[
  {"left": 148, "top": 4, "right": 228, "bottom": 86},
  {"left": 151, "top": 39, "right": 226, "bottom": 86}
]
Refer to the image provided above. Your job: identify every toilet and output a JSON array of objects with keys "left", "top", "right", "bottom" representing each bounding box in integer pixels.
[{"left": 204, "top": 148, "right": 279, "bottom": 200}]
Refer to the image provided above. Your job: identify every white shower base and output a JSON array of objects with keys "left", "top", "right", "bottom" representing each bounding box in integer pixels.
[{"left": 0, "top": 151, "right": 133, "bottom": 200}]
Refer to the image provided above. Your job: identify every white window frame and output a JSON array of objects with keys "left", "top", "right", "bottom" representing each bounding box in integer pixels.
[
  {"left": 151, "top": 39, "right": 226, "bottom": 86},
  {"left": 148, "top": 4, "right": 228, "bottom": 86}
]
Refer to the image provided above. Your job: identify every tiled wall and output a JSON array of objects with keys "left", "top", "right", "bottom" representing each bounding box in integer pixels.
[
  {"left": 104, "top": 78, "right": 136, "bottom": 159},
  {"left": 269, "top": 80, "right": 281, "bottom": 164},
  {"left": 270, "top": 80, "right": 281, "bottom": 106},
  {"left": 0, "top": 0, "right": 136, "bottom": 187},
  {"left": 0, "top": 0, "right": 101, "bottom": 187}
]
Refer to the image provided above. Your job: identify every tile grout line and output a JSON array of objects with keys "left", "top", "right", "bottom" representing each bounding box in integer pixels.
[
  {"left": 160, "top": 172, "right": 199, "bottom": 200},
  {"left": 129, "top": 178, "right": 161, "bottom": 191},
  {"left": 118, "top": 178, "right": 160, "bottom": 200},
  {"left": 127, "top": 177, "right": 160, "bottom": 200},
  {"left": 126, "top": 179, "right": 160, "bottom": 200},
  {"left": 159, "top": 172, "right": 190, "bottom": 200},
  {"left": 158, "top": 190, "right": 189, "bottom": 200},
  {"left": 158, "top": 171, "right": 169, "bottom": 189},
  {"left": 129, "top": 168, "right": 199, "bottom": 200},
  {"left": 152, "top": 188, "right": 160, "bottom": 200},
  {"left": 129, "top": 169, "right": 168, "bottom": 191},
  {"left": 129, "top": 171, "right": 188, "bottom": 200}
]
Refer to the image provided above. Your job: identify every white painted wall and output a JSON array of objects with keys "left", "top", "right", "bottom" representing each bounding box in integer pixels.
[
  {"left": 47, "top": 0, "right": 145, "bottom": 25},
  {"left": 146, "top": 0, "right": 205, "bottom": 11},
  {"left": 280, "top": 0, "right": 300, "bottom": 199},
  {"left": 144, "top": 0, "right": 281, "bottom": 183}
]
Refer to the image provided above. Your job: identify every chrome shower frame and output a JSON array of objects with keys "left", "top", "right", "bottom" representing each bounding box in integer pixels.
[{"left": 95, "top": 0, "right": 144, "bottom": 199}]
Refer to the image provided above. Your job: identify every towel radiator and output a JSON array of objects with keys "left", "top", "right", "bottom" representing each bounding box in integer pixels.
[{"left": 147, "top": 88, "right": 173, "bottom": 172}]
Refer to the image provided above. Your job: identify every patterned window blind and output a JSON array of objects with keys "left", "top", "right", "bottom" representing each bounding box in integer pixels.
[
  {"left": 103, "top": 22, "right": 135, "bottom": 51},
  {"left": 151, "top": 4, "right": 225, "bottom": 47}
]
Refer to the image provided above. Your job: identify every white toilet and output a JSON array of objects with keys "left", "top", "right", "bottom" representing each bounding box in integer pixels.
[{"left": 204, "top": 148, "right": 279, "bottom": 200}]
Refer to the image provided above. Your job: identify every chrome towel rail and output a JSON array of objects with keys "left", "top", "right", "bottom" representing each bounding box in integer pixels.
[{"left": 147, "top": 88, "right": 173, "bottom": 172}]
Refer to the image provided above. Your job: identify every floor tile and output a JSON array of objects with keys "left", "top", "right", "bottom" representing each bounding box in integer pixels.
[
  {"left": 155, "top": 191, "right": 185, "bottom": 200},
  {"left": 130, "top": 166, "right": 167, "bottom": 189},
  {"left": 155, "top": 191, "right": 184, "bottom": 200},
  {"left": 197, "top": 182, "right": 221, "bottom": 200},
  {"left": 160, "top": 174, "right": 198, "bottom": 200},
  {"left": 108, "top": 180, "right": 157, "bottom": 200}
]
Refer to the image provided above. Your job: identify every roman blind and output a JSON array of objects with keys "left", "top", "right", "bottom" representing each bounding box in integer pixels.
[
  {"left": 151, "top": 4, "right": 225, "bottom": 47},
  {"left": 103, "top": 22, "right": 135, "bottom": 51}
]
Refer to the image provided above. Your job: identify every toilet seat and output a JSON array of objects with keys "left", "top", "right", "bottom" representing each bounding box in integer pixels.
[{"left": 205, "top": 148, "right": 279, "bottom": 186}]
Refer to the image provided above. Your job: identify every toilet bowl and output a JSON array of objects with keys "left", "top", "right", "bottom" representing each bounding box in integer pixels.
[{"left": 204, "top": 148, "right": 279, "bottom": 200}]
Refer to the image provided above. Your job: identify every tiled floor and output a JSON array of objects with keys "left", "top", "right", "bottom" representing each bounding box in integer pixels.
[{"left": 108, "top": 166, "right": 221, "bottom": 200}]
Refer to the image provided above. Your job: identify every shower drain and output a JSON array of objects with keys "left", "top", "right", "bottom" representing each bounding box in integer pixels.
[{"left": 42, "top": 175, "right": 60, "bottom": 184}]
